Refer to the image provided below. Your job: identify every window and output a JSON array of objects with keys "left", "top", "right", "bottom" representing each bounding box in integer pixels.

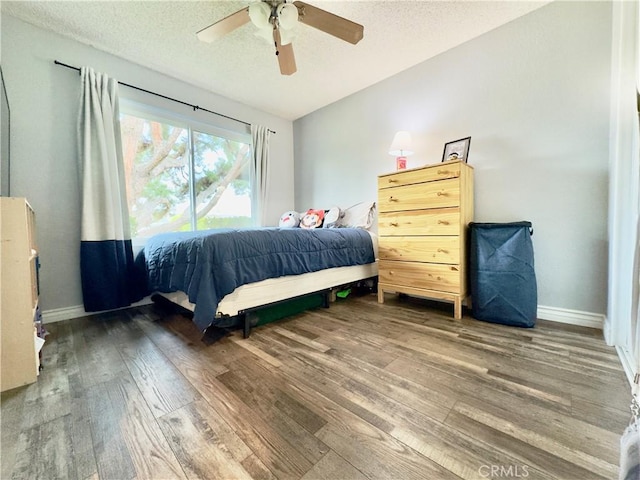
[{"left": 120, "top": 104, "right": 253, "bottom": 239}]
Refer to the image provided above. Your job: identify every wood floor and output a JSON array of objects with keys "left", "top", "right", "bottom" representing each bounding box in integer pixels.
[{"left": 1, "top": 293, "right": 631, "bottom": 480}]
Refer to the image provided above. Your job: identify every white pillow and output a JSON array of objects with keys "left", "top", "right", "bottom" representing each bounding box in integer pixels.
[
  {"left": 323, "top": 206, "right": 343, "bottom": 228},
  {"left": 337, "top": 201, "right": 376, "bottom": 229}
]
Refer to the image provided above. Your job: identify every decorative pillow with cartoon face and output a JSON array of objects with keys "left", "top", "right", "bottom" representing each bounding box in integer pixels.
[
  {"left": 300, "top": 209, "right": 325, "bottom": 229},
  {"left": 279, "top": 211, "right": 300, "bottom": 228}
]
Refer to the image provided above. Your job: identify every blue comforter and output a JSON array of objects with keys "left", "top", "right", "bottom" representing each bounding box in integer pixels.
[{"left": 136, "top": 228, "right": 375, "bottom": 330}]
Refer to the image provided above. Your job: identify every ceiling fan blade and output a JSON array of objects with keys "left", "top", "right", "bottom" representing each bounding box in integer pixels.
[
  {"left": 274, "top": 29, "right": 297, "bottom": 76},
  {"left": 196, "top": 7, "right": 250, "bottom": 43},
  {"left": 293, "top": 1, "right": 363, "bottom": 45}
]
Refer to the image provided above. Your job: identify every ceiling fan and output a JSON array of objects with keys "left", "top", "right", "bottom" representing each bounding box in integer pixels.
[{"left": 196, "top": 1, "right": 364, "bottom": 76}]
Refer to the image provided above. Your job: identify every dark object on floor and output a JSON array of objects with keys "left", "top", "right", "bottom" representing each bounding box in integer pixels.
[
  {"left": 202, "top": 325, "right": 232, "bottom": 345},
  {"left": 150, "top": 293, "right": 194, "bottom": 318},
  {"left": 469, "top": 221, "right": 537, "bottom": 328}
]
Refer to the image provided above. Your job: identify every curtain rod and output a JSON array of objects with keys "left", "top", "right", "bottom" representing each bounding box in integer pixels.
[{"left": 54, "top": 60, "right": 276, "bottom": 134}]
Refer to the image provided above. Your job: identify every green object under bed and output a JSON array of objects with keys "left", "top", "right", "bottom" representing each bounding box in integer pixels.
[{"left": 254, "top": 293, "right": 325, "bottom": 326}]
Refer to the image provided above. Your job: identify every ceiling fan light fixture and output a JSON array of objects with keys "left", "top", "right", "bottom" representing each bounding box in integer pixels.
[
  {"left": 277, "top": 3, "right": 299, "bottom": 30},
  {"left": 279, "top": 27, "right": 297, "bottom": 45},
  {"left": 254, "top": 26, "right": 274, "bottom": 44},
  {"left": 197, "top": 0, "right": 364, "bottom": 76},
  {"left": 248, "top": 2, "right": 272, "bottom": 29}
]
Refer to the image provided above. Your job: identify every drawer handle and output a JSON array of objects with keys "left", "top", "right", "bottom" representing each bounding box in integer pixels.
[
  {"left": 388, "top": 178, "right": 398, "bottom": 183},
  {"left": 437, "top": 248, "right": 449, "bottom": 254},
  {"left": 438, "top": 220, "right": 450, "bottom": 225},
  {"left": 437, "top": 170, "right": 449, "bottom": 175},
  {"left": 389, "top": 196, "right": 399, "bottom": 202},
  {"left": 437, "top": 191, "right": 448, "bottom": 197},
  {"left": 389, "top": 222, "right": 399, "bottom": 227}
]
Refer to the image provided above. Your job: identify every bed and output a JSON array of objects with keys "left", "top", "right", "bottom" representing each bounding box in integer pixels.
[{"left": 134, "top": 227, "right": 378, "bottom": 337}]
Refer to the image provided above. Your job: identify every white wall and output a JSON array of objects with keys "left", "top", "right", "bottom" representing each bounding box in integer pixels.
[
  {"left": 1, "top": 15, "right": 295, "bottom": 315},
  {"left": 294, "top": 1, "right": 612, "bottom": 316},
  {"left": 0, "top": 65, "right": 8, "bottom": 197}
]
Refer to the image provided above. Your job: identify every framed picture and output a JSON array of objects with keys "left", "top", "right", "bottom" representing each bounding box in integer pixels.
[{"left": 442, "top": 136, "right": 471, "bottom": 163}]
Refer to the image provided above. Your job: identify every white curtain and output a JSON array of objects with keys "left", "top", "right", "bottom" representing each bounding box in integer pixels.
[
  {"left": 251, "top": 124, "right": 271, "bottom": 226},
  {"left": 77, "top": 67, "right": 137, "bottom": 311}
]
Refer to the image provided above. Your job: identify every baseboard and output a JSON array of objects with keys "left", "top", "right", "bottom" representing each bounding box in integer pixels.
[
  {"left": 537, "top": 305, "right": 604, "bottom": 329},
  {"left": 43, "top": 300, "right": 603, "bottom": 329},
  {"left": 42, "top": 297, "right": 153, "bottom": 324},
  {"left": 42, "top": 305, "right": 88, "bottom": 323}
]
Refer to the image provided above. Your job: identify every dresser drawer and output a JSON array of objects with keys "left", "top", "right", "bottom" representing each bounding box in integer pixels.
[
  {"left": 378, "top": 162, "right": 461, "bottom": 190},
  {"left": 378, "top": 208, "right": 460, "bottom": 236},
  {"left": 379, "top": 236, "right": 460, "bottom": 264},
  {"left": 379, "top": 260, "right": 461, "bottom": 293},
  {"left": 378, "top": 178, "right": 460, "bottom": 213}
]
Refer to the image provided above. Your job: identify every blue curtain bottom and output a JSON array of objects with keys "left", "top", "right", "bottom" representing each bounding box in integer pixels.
[{"left": 80, "top": 239, "right": 139, "bottom": 312}]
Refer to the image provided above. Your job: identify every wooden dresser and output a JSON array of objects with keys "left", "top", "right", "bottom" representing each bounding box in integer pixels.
[{"left": 377, "top": 160, "right": 474, "bottom": 319}]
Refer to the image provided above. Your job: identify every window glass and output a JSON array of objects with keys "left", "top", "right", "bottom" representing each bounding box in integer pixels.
[
  {"left": 192, "top": 130, "right": 252, "bottom": 230},
  {"left": 120, "top": 106, "right": 252, "bottom": 238}
]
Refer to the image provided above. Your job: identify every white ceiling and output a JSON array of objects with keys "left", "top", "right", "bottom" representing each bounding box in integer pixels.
[{"left": 2, "top": 1, "right": 550, "bottom": 120}]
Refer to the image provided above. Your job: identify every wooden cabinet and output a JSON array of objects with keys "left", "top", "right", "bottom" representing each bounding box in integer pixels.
[
  {"left": 1, "top": 197, "right": 40, "bottom": 391},
  {"left": 377, "top": 160, "right": 474, "bottom": 319}
]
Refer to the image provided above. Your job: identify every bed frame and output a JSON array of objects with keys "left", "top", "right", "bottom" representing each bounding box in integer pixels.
[{"left": 157, "top": 261, "right": 378, "bottom": 338}]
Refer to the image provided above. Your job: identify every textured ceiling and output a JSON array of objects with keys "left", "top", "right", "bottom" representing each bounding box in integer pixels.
[{"left": 2, "top": 1, "right": 550, "bottom": 120}]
